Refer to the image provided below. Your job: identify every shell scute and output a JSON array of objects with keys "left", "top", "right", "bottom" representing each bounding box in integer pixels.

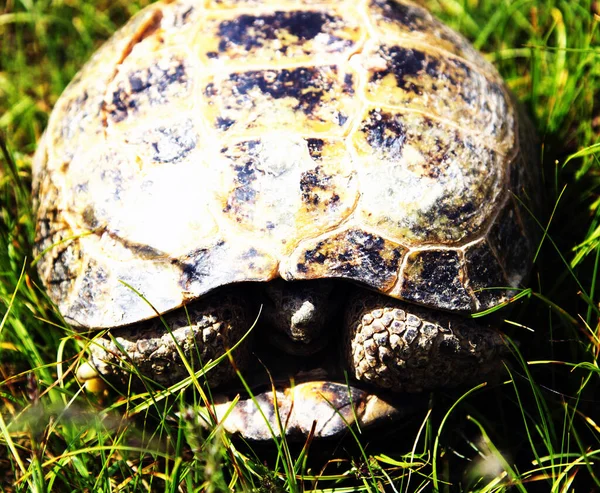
[
  {"left": 487, "top": 200, "right": 532, "bottom": 288},
  {"left": 219, "top": 135, "right": 358, "bottom": 255},
  {"left": 203, "top": 64, "right": 357, "bottom": 136},
  {"left": 62, "top": 245, "right": 184, "bottom": 328},
  {"left": 66, "top": 135, "right": 219, "bottom": 258},
  {"left": 288, "top": 228, "right": 407, "bottom": 293},
  {"left": 198, "top": 7, "right": 363, "bottom": 66},
  {"left": 352, "top": 108, "right": 505, "bottom": 245},
  {"left": 363, "top": 42, "right": 514, "bottom": 149},
  {"left": 46, "top": 6, "right": 166, "bottom": 167},
  {"left": 178, "top": 242, "right": 278, "bottom": 296},
  {"left": 399, "top": 249, "right": 474, "bottom": 311},
  {"left": 464, "top": 240, "right": 510, "bottom": 310},
  {"left": 367, "top": 0, "right": 493, "bottom": 73},
  {"left": 105, "top": 52, "right": 193, "bottom": 128}
]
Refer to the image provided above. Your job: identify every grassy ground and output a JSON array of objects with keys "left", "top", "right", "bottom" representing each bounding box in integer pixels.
[{"left": 1, "top": 0, "right": 599, "bottom": 491}]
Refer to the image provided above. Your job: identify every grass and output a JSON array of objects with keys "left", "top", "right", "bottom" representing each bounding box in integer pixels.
[{"left": 1, "top": 0, "right": 599, "bottom": 491}]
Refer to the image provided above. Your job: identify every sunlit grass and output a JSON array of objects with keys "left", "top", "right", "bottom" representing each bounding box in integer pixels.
[{"left": 1, "top": 0, "right": 599, "bottom": 491}]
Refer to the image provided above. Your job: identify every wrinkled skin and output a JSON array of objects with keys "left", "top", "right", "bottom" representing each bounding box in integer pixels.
[{"left": 82, "top": 280, "right": 507, "bottom": 439}]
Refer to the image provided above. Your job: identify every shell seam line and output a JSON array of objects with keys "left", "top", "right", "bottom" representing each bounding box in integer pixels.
[
  {"left": 365, "top": 103, "right": 511, "bottom": 157},
  {"left": 378, "top": 32, "right": 502, "bottom": 83},
  {"left": 281, "top": 0, "right": 370, "bottom": 264},
  {"left": 205, "top": 3, "right": 348, "bottom": 15},
  {"left": 100, "top": 7, "right": 165, "bottom": 135}
]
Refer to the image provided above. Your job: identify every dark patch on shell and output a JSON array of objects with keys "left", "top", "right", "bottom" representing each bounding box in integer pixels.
[
  {"left": 207, "top": 8, "right": 358, "bottom": 62},
  {"left": 464, "top": 241, "right": 509, "bottom": 309},
  {"left": 361, "top": 108, "right": 407, "bottom": 159},
  {"left": 47, "top": 243, "right": 82, "bottom": 301},
  {"left": 434, "top": 200, "right": 477, "bottom": 223},
  {"left": 66, "top": 260, "right": 108, "bottom": 326},
  {"left": 343, "top": 73, "right": 354, "bottom": 93},
  {"left": 368, "top": 44, "right": 489, "bottom": 110},
  {"left": 337, "top": 113, "right": 349, "bottom": 126},
  {"left": 105, "top": 231, "right": 167, "bottom": 261},
  {"left": 306, "top": 138, "right": 325, "bottom": 159},
  {"left": 179, "top": 243, "right": 224, "bottom": 289},
  {"left": 36, "top": 214, "right": 58, "bottom": 245},
  {"left": 300, "top": 166, "right": 330, "bottom": 206},
  {"left": 107, "top": 60, "right": 188, "bottom": 123},
  {"left": 487, "top": 200, "right": 531, "bottom": 286},
  {"left": 222, "top": 144, "right": 260, "bottom": 217},
  {"left": 370, "top": 46, "right": 441, "bottom": 94},
  {"left": 370, "top": 0, "right": 424, "bottom": 30},
  {"left": 401, "top": 250, "right": 473, "bottom": 311},
  {"left": 204, "top": 64, "right": 354, "bottom": 134},
  {"left": 217, "top": 11, "right": 333, "bottom": 52},
  {"left": 82, "top": 205, "right": 98, "bottom": 228},
  {"left": 368, "top": 0, "right": 481, "bottom": 67},
  {"left": 297, "top": 229, "right": 406, "bottom": 290},
  {"left": 227, "top": 67, "right": 334, "bottom": 118},
  {"left": 216, "top": 116, "right": 236, "bottom": 131},
  {"left": 138, "top": 119, "right": 198, "bottom": 163}
]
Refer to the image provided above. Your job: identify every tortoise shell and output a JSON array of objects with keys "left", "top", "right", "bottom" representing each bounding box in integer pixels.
[{"left": 33, "top": 0, "right": 537, "bottom": 329}]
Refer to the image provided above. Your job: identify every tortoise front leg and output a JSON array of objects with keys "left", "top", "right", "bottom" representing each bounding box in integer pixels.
[
  {"left": 78, "top": 288, "right": 256, "bottom": 389},
  {"left": 344, "top": 290, "right": 508, "bottom": 393}
]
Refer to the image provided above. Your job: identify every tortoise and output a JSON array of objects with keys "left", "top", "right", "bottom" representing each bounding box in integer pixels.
[{"left": 33, "top": 0, "right": 539, "bottom": 440}]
